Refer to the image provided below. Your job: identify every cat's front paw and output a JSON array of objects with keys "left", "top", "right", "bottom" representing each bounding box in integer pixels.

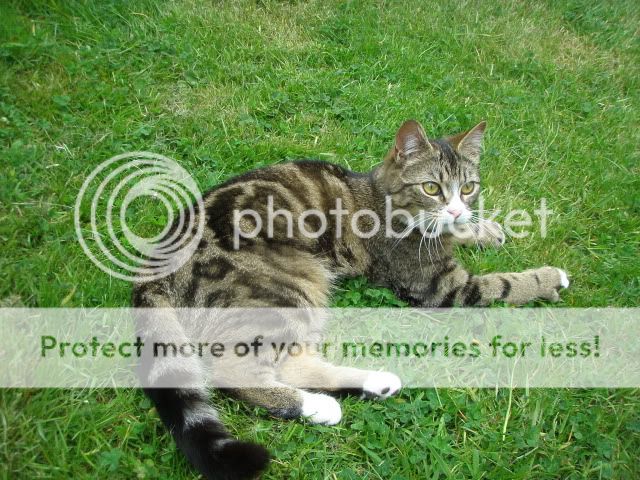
[
  {"left": 477, "top": 220, "right": 505, "bottom": 249},
  {"left": 534, "top": 267, "right": 570, "bottom": 302},
  {"left": 362, "top": 371, "right": 402, "bottom": 399}
]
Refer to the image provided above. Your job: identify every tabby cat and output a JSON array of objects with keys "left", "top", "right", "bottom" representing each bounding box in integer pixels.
[{"left": 133, "top": 119, "right": 569, "bottom": 480}]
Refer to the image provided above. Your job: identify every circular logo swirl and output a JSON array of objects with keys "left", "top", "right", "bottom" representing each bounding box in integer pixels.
[{"left": 74, "top": 152, "right": 204, "bottom": 282}]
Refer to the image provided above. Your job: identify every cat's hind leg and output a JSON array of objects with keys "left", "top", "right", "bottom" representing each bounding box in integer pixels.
[
  {"left": 217, "top": 352, "right": 342, "bottom": 425},
  {"left": 278, "top": 352, "right": 402, "bottom": 400},
  {"left": 226, "top": 383, "right": 343, "bottom": 425}
]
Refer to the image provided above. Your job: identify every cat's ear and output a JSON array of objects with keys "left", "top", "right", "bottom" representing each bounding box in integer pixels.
[
  {"left": 448, "top": 121, "right": 486, "bottom": 163},
  {"left": 386, "top": 119, "right": 433, "bottom": 162}
]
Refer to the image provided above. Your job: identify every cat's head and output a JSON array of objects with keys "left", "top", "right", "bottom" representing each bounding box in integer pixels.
[{"left": 378, "top": 119, "right": 485, "bottom": 229}]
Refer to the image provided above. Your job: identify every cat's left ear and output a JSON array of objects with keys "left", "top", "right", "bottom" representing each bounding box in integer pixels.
[{"left": 448, "top": 121, "right": 486, "bottom": 163}]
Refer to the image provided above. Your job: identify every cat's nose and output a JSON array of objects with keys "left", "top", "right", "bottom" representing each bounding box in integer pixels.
[{"left": 447, "top": 208, "right": 462, "bottom": 219}]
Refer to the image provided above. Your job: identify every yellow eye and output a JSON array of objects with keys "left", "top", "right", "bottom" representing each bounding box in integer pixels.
[
  {"left": 460, "top": 182, "right": 475, "bottom": 195},
  {"left": 422, "top": 182, "right": 440, "bottom": 196}
]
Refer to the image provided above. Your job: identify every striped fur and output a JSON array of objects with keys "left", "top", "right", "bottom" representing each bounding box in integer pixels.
[{"left": 133, "top": 120, "right": 568, "bottom": 479}]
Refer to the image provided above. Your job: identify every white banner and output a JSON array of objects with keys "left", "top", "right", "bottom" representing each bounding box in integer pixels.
[{"left": 1, "top": 308, "right": 637, "bottom": 388}]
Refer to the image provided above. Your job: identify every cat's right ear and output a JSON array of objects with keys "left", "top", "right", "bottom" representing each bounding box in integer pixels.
[{"left": 385, "top": 119, "right": 432, "bottom": 163}]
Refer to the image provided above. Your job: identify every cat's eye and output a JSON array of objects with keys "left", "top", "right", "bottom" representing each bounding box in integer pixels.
[
  {"left": 422, "top": 182, "right": 440, "bottom": 196},
  {"left": 460, "top": 182, "right": 476, "bottom": 195}
]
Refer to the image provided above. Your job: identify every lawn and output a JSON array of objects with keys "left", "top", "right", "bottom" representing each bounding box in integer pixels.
[{"left": 1, "top": 0, "right": 639, "bottom": 478}]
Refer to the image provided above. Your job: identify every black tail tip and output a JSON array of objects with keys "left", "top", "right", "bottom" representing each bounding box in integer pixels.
[{"left": 220, "top": 440, "right": 270, "bottom": 479}]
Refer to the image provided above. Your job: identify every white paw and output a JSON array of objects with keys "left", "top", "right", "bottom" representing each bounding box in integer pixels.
[
  {"left": 362, "top": 371, "right": 402, "bottom": 399},
  {"left": 301, "top": 391, "right": 342, "bottom": 425},
  {"left": 558, "top": 269, "right": 570, "bottom": 289}
]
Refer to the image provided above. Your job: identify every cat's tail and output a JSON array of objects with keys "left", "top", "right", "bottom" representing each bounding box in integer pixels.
[
  {"left": 134, "top": 283, "right": 270, "bottom": 480},
  {"left": 144, "top": 387, "right": 270, "bottom": 480}
]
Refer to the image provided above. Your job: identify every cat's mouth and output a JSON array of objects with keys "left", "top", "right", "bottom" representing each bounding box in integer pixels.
[
  {"left": 411, "top": 215, "right": 468, "bottom": 239},
  {"left": 402, "top": 210, "right": 472, "bottom": 237},
  {"left": 414, "top": 212, "right": 471, "bottom": 239},
  {"left": 437, "top": 211, "right": 472, "bottom": 228}
]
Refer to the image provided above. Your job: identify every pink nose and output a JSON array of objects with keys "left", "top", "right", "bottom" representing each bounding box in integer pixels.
[{"left": 447, "top": 208, "right": 462, "bottom": 219}]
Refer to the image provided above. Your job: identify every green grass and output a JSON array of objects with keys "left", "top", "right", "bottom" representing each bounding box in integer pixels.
[{"left": 1, "top": 0, "right": 639, "bottom": 478}]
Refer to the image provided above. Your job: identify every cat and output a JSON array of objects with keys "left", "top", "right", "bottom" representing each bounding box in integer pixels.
[{"left": 132, "top": 119, "right": 569, "bottom": 480}]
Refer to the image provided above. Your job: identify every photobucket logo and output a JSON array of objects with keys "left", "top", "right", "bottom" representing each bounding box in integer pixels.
[
  {"left": 74, "top": 152, "right": 204, "bottom": 282},
  {"left": 232, "top": 195, "right": 554, "bottom": 248}
]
